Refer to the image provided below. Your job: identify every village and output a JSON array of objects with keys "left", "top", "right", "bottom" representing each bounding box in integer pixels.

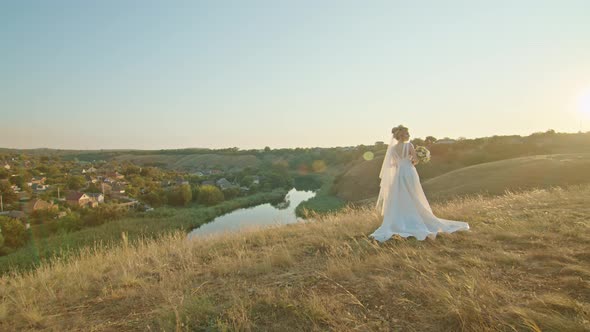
[{"left": 0, "top": 154, "right": 265, "bottom": 230}]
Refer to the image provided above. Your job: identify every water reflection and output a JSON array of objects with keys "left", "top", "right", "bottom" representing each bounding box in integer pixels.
[{"left": 188, "top": 188, "right": 315, "bottom": 238}]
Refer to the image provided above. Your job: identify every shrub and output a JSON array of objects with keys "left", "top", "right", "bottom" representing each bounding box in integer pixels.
[
  {"left": 167, "top": 184, "right": 192, "bottom": 207},
  {"left": 44, "top": 219, "right": 60, "bottom": 234},
  {"left": 293, "top": 174, "right": 323, "bottom": 191},
  {"left": 66, "top": 175, "right": 86, "bottom": 190},
  {"left": 197, "top": 185, "right": 225, "bottom": 206},
  {"left": 31, "top": 209, "right": 59, "bottom": 225},
  {"left": 222, "top": 187, "right": 240, "bottom": 200},
  {"left": 141, "top": 190, "right": 167, "bottom": 207},
  {"left": 0, "top": 181, "right": 18, "bottom": 205},
  {"left": 82, "top": 204, "right": 127, "bottom": 226},
  {"left": 0, "top": 216, "right": 28, "bottom": 248},
  {"left": 58, "top": 214, "right": 83, "bottom": 233},
  {"left": 191, "top": 185, "right": 200, "bottom": 202}
]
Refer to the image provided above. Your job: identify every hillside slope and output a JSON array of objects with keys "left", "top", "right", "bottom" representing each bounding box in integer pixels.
[
  {"left": 1, "top": 186, "right": 589, "bottom": 331},
  {"left": 334, "top": 153, "right": 590, "bottom": 202},
  {"left": 330, "top": 152, "right": 383, "bottom": 201},
  {"left": 422, "top": 153, "right": 590, "bottom": 201}
]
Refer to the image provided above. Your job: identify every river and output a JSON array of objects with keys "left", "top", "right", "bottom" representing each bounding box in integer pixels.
[{"left": 187, "top": 188, "right": 316, "bottom": 238}]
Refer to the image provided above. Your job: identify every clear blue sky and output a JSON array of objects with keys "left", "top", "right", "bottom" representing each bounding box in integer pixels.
[{"left": 1, "top": 0, "right": 589, "bottom": 150}]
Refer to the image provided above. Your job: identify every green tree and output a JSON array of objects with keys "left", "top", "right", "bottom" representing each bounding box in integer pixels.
[
  {"left": 141, "top": 190, "right": 167, "bottom": 207},
  {"left": 0, "top": 216, "right": 28, "bottom": 248},
  {"left": 178, "top": 184, "right": 192, "bottom": 206},
  {"left": 67, "top": 175, "right": 86, "bottom": 190},
  {"left": 240, "top": 175, "right": 254, "bottom": 187},
  {"left": 0, "top": 181, "right": 18, "bottom": 205},
  {"left": 222, "top": 187, "right": 240, "bottom": 200},
  {"left": 126, "top": 186, "right": 139, "bottom": 197},
  {"left": 197, "top": 185, "right": 224, "bottom": 206},
  {"left": 140, "top": 167, "right": 161, "bottom": 179},
  {"left": 411, "top": 138, "right": 425, "bottom": 146},
  {"left": 167, "top": 184, "right": 192, "bottom": 207},
  {"left": 425, "top": 136, "right": 437, "bottom": 146},
  {"left": 128, "top": 175, "right": 146, "bottom": 188},
  {"left": 45, "top": 165, "right": 61, "bottom": 178},
  {"left": 261, "top": 165, "right": 293, "bottom": 190},
  {"left": 123, "top": 164, "right": 141, "bottom": 176},
  {"left": 9, "top": 175, "right": 25, "bottom": 188},
  {"left": 86, "top": 183, "right": 102, "bottom": 193},
  {"left": 191, "top": 185, "right": 201, "bottom": 202}
]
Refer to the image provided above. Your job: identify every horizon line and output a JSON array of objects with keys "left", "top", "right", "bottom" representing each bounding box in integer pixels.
[{"left": 0, "top": 130, "right": 587, "bottom": 153}]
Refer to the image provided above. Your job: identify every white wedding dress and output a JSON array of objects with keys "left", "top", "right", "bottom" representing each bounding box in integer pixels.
[{"left": 370, "top": 139, "right": 469, "bottom": 241}]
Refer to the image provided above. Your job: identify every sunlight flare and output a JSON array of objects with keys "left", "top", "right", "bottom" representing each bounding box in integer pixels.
[
  {"left": 363, "top": 151, "right": 374, "bottom": 161},
  {"left": 578, "top": 87, "right": 590, "bottom": 119}
]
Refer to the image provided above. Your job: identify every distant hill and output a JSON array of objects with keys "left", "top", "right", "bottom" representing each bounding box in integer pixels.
[
  {"left": 113, "top": 153, "right": 261, "bottom": 172},
  {"left": 422, "top": 153, "right": 590, "bottom": 201},
  {"left": 330, "top": 151, "right": 384, "bottom": 202},
  {"left": 332, "top": 132, "right": 590, "bottom": 202},
  {"left": 0, "top": 146, "right": 362, "bottom": 173},
  {"left": 334, "top": 153, "right": 590, "bottom": 203}
]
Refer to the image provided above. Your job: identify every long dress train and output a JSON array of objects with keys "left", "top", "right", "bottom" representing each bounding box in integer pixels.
[{"left": 370, "top": 141, "right": 469, "bottom": 241}]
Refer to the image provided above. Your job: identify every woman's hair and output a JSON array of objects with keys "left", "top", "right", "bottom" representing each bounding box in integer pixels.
[{"left": 392, "top": 125, "right": 409, "bottom": 141}]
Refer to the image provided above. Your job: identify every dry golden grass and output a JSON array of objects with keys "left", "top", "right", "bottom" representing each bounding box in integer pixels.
[{"left": 1, "top": 186, "right": 590, "bottom": 331}]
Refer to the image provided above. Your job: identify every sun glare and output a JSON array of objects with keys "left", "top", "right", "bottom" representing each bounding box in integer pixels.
[{"left": 579, "top": 88, "right": 590, "bottom": 118}]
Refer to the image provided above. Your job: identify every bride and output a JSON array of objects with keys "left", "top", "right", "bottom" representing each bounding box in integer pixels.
[{"left": 370, "top": 125, "right": 469, "bottom": 242}]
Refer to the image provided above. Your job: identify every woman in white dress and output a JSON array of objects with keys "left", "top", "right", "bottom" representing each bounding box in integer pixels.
[{"left": 370, "top": 125, "right": 469, "bottom": 242}]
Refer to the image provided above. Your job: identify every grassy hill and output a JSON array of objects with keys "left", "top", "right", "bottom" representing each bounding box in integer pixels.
[
  {"left": 422, "top": 153, "right": 590, "bottom": 201},
  {"left": 332, "top": 132, "right": 590, "bottom": 202},
  {"left": 330, "top": 151, "right": 384, "bottom": 202},
  {"left": 333, "top": 153, "right": 590, "bottom": 202},
  {"left": 1, "top": 186, "right": 589, "bottom": 331}
]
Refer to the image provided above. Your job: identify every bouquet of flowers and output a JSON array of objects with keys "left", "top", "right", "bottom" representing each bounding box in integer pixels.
[{"left": 415, "top": 146, "right": 431, "bottom": 164}]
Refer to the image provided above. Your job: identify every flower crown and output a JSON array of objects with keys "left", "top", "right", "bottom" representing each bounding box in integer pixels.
[{"left": 391, "top": 125, "right": 408, "bottom": 137}]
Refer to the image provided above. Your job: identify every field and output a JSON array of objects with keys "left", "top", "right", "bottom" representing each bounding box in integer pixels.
[
  {"left": 2, "top": 185, "right": 589, "bottom": 331},
  {"left": 333, "top": 152, "right": 590, "bottom": 202},
  {"left": 422, "top": 153, "right": 590, "bottom": 201}
]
